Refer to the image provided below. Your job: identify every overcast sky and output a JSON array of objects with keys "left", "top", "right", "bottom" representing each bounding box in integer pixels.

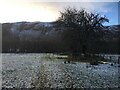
[{"left": 0, "top": 0, "right": 119, "bottom": 26}]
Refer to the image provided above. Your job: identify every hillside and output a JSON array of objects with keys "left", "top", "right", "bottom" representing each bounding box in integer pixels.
[{"left": 2, "top": 22, "right": 120, "bottom": 53}]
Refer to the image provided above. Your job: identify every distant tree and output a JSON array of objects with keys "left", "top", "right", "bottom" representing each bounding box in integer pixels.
[{"left": 55, "top": 7, "right": 109, "bottom": 56}]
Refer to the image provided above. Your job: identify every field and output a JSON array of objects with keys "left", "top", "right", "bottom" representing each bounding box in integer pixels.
[{"left": 2, "top": 53, "right": 120, "bottom": 88}]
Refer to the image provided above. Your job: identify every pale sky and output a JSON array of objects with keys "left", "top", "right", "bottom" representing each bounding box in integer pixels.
[{"left": 0, "top": 0, "right": 119, "bottom": 25}]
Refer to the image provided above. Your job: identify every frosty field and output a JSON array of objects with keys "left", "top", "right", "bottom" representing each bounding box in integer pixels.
[{"left": 2, "top": 53, "right": 120, "bottom": 88}]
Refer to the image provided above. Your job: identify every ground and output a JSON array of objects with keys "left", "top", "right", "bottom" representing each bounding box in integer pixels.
[{"left": 2, "top": 53, "right": 120, "bottom": 89}]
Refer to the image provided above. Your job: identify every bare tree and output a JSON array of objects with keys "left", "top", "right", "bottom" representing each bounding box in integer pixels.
[{"left": 55, "top": 7, "right": 109, "bottom": 56}]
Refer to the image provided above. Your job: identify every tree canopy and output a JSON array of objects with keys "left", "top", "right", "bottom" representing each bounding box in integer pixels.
[{"left": 55, "top": 7, "right": 109, "bottom": 55}]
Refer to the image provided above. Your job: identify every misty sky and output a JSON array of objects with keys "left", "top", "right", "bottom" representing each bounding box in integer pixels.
[{"left": 0, "top": 0, "right": 119, "bottom": 26}]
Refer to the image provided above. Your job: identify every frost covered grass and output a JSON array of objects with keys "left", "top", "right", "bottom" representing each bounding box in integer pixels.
[
  {"left": 2, "top": 53, "right": 120, "bottom": 88},
  {"left": 42, "top": 53, "right": 68, "bottom": 60}
]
